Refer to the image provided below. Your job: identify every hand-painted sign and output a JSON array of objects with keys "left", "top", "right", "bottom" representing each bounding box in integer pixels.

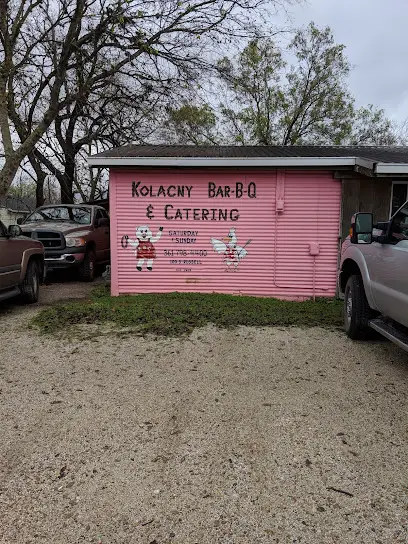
[
  {"left": 131, "top": 181, "right": 256, "bottom": 223},
  {"left": 121, "top": 178, "right": 258, "bottom": 274}
]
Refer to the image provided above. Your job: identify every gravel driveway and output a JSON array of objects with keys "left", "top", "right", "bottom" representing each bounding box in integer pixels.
[{"left": 1, "top": 291, "right": 408, "bottom": 543}]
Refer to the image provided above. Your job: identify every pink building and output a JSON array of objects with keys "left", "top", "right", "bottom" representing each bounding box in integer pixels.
[{"left": 88, "top": 145, "right": 406, "bottom": 298}]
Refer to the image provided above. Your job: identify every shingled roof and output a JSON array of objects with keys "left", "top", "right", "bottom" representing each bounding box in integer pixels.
[
  {"left": 88, "top": 145, "right": 408, "bottom": 177},
  {"left": 92, "top": 145, "right": 408, "bottom": 163}
]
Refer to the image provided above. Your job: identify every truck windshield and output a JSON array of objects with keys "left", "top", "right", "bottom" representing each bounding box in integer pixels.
[{"left": 25, "top": 206, "right": 91, "bottom": 225}]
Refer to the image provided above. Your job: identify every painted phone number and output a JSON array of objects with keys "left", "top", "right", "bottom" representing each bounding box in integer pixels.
[{"left": 164, "top": 249, "right": 207, "bottom": 257}]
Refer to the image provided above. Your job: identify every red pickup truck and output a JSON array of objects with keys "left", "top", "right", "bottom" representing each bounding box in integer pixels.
[{"left": 0, "top": 221, "right": 45, "bottom": 303}]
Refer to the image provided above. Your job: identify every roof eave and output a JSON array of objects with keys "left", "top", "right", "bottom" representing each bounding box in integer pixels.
[
  {"left": 375, "top": 162, "right": 408, "bottom": 175},
  {"left": 88, "top": 156, "right": 373, "bottom": 169}
]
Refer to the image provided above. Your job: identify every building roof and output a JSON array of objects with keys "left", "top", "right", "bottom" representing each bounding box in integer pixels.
[
  {"left": 0, "top": 195, "right": 33, "bottom": 212},
  {"left": 92, "top": 144, "right": 408, "bottom": 162},
  {"left": 88, "top": 145, "right": 408, "bottom": 176}
]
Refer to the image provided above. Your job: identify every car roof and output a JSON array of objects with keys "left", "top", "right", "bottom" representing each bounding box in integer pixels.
[
  {"left": 34, "top": 204, "right": 108, "bottom": 212},
  {"left": 37, "top": 204, "right": 94, "bottom": 209}
]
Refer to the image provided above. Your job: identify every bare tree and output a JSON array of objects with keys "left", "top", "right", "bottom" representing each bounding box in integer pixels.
[
  {"left": 1, "top": 0, "right": 288, "bottom": 201},
  {"left": 1, "top": 0, "right": 92, "bottom": 197},
  {"left": 33, "top": 70, "right": 167, "bottom": 203}
]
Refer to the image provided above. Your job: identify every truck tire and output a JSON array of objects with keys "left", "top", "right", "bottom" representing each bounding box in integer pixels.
[
  {"left": 20, "top": 260, "right": 40, "bottom": 304},
  {"left": 79, "top": 249, "right": 95, "bottom": 282},
  {"left": 344, "top": 275, "right": 374, "bottom": 340}
]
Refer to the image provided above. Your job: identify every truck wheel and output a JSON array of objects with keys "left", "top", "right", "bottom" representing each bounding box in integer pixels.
[
  {"left": 344, "top": 275, "right": 374, "bottom": 340},
  {"left": 79, "top": 249, "right": 95, "bottom": 282},
  {"left": 20, "top": 260, "right": 40, "bottom": 304}
]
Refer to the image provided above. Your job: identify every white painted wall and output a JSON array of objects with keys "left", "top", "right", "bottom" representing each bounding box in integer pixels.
[{"left": 0, "top": 207, "right": 29, "bottom": 227}]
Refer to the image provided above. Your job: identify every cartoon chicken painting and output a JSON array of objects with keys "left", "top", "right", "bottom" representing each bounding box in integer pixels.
[{"left": 211, "top": 228, "right": 251, "bottom": 271}]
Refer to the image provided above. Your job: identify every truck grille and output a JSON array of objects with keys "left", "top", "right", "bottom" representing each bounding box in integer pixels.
[{"left": 23, "top": 230, "right": 64, "bottom": 250}]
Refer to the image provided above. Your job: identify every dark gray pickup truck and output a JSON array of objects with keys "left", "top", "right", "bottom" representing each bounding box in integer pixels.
[{"left": 19, "top": 204, "right": 110, "bottom": 281}]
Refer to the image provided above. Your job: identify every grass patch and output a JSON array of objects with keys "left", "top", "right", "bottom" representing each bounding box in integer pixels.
[{"left": 32, "top": 286, "right": 343, "bottom": 337}]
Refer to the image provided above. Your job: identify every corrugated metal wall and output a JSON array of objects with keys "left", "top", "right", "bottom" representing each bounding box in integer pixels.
[
  {"left": 110, "top": 169, "right": 341, "bottom": 298},
  {"left": 275, "top": 171, "right": 342, "bottom": 294}
]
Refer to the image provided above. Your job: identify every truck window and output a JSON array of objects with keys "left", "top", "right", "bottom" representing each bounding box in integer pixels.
[
  {"left": 94, "top": 210, "right": 103, "bottom": 225},
  {"left": 391, "top": 183, "right": 408, "bottom": 217},
  {"left": 391, "top": 204, "right": 408, "bottom": 243}
]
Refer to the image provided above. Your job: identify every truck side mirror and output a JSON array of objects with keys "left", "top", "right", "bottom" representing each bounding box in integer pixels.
[
  {"left": 8, "top": 224, "right": 22, "bottom": 238},
  {"left": 350, "top": 212, "right": 373, "bottom": 244},
  {"left": 97, "top": 217, "right": 109, "bottom": 228},
  {"left": 16, "top": 217, "right": 23, "bottom": 225}
]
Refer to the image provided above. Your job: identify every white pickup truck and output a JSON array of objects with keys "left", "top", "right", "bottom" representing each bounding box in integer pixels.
[{"left": 339, "top": 200, "right": 408, "bottom": 352}]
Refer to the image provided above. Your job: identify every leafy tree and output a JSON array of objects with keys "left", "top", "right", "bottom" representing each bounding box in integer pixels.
[
  {"left": 217, "top": 23, "right": 395, "bottom": 146},
  {"left": 7, "top": 179, "right": 36, "bottom": 200},
  {"left": 165, "top": 103, "right": 219, "bottom": 144},
  {"left": 279, "top": 23, "right": 354, "bottom": 145},
  {"left": 343, "top": 105, "right": 397, "bottom": 146},
  {"left": 218, "top": 38, "right": 284, "bottom": 144}
]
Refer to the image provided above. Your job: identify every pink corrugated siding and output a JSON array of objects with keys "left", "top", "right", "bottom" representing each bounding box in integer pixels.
[
  {"left": 109, "top": 170, "right": 119, "bottom": 296},
  {"left": 110, "top": 169, "right": 341, "bottom": 298},
  {"left": 275, "top": 172, "right": 341, "bottom": 294}
]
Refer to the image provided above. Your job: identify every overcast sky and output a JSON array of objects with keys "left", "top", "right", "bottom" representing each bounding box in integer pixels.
[{"left": 277, "top": 0, "right": 408, "bottom": 122}]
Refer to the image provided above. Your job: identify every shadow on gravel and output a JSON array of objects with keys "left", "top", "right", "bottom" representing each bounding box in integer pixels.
[{"left": 0, "top": 269, "right": 105, "bottom": 316}]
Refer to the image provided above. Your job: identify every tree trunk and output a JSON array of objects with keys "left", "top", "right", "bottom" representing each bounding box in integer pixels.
[
  {"left": 0, "top": 73, "right": 16, "bottom": 199},
  {"left": 27, "top": 152, "right": 47, "bottom": 207},
  {"left": 60, "top": 157, "right": 75, "bottom": 204},
  {"left": 36, "top": 172, "right": 46, "bottom": 207},
  {"left": 89, "top": 167, "right": 100, "bottom": 201},
  {"left": 60, "top": 179, "right": 74, "bottom": 203},
  {"left": 0, "top": 159, "right": 21, "bottom": 201}
]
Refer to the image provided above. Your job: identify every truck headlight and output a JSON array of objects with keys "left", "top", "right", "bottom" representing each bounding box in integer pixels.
[{"left": 65, "top": 237, "right": 86, "bottom": 247}]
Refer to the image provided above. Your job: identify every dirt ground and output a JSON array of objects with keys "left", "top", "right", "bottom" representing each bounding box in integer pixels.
[
  {"left": 1, "top": 284, "right": 408, "bottom": 544},
  {"left": 39, "top": 272, "right": 104, "bottom": 305}
]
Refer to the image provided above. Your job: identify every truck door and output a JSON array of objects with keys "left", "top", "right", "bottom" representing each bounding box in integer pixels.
[
  {"left": 93, "top": 209, "right": 110, "bottom": 262},
  {"left": 0, "top": 221, "right": 21, "bottom": 289},
  {"left": 370, "top": 202, "right": 408, "bottom": 328},
  {"left": 100, "top": 210, "right": 110, "bottom": 262}
]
